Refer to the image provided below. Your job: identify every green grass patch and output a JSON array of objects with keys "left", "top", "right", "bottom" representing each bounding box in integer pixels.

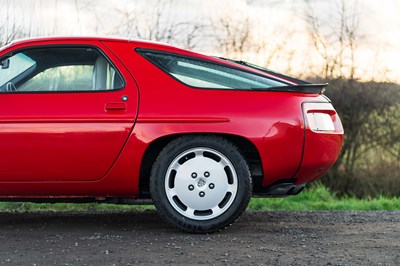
[
  {"left": 0, "top": 184, "right": 399, "bottom": 212},
  {"left": 248, "top": 183, "right": 400, "bottom": 211}
]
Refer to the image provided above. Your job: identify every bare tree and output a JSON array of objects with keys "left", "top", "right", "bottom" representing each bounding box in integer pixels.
[
  {"left": 262, "top": 28, "right": 297, "bottom": 70},
  {"left": 305, "top": 0, "right": 361, "bottom": 79},
  {"left": 0, "top": 0, "right": 42, "bottom": 46},
  {"left": 0, "top": 0, "right": 26, "bottom": 46},
  {"left": 111, "top": 0, "right": 205, "bottom": 49},
  {"left": 211, "top": 16, "right": 254, "bottom": 59},
  {"left": 181, "top": 23, "right": 208, "bottom": 50},
  {"left": 210, "top": 10, "right": 296, "bottom": 75}
]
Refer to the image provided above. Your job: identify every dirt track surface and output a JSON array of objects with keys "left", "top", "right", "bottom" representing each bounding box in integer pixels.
[{"left": 0, "top": 211, "right": 399, "bottom": 265}]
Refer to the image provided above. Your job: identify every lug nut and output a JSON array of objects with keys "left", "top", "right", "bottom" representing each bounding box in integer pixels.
[
  {"left": 188, "top": 185, "right": 194, "bottom": 191},
  {"left": 204, "top": 171, "right": 210, "bottom": 177},
  {"left": 209, "top": 183, "right": 215, "bottom": 189},
  {"left": 199, "top": 191, "right": 205, "bottom": 197},
  {"left": 191, "top": 172, "right": 197, "bottom": 178}
]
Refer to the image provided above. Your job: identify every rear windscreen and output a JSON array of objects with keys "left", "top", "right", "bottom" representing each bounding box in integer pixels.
[{"left": 138, "top": 50, "right": 288, "bottom": 90}]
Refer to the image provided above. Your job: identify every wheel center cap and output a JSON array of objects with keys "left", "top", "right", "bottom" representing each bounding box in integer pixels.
[{"left": 197, "top": 178, "right": 206, "bottom": 188}]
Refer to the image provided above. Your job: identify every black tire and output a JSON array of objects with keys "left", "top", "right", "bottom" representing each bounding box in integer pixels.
[{"left": 150, "top": 135, "right": 252, "bottom": 233}]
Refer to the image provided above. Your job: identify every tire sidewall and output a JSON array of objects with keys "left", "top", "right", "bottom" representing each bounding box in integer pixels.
[{"left": 150, "top": 136, "right": 252, "bottom": 233}]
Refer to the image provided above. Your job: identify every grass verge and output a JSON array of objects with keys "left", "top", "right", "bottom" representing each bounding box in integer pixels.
[
  {"left": 0, "top": 184, "right": 398, "bottom": 212},
  {"left": 249, "top": 183, "right": 400, "bottom": 211}
]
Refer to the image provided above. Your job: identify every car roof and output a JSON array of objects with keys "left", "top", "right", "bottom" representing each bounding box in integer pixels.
[
  {"left": 9, "top": 36, "right": 127, "bottom": 44},
  {"left": 8, "top": 36, "right": 177, "bottom": 49},
  {"left": 4, "top": 36, "right": 298, "bottom": 85}
]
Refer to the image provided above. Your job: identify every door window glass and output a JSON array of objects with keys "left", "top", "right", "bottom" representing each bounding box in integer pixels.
[
  {"left": 0, "top": 54, "right": 36, "bottom": 87},
  {"left": 0, "top": 47, "right": 124, "bottom": 92}
]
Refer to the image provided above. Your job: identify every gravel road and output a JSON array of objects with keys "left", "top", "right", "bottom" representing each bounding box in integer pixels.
[{"left": 0, "top": 210, "right": 399, "bottom": 265}]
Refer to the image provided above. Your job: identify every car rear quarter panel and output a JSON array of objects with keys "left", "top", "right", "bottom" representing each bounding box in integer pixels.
[{"left": 104, "top": 41, "right": 328, "bottom": 191}]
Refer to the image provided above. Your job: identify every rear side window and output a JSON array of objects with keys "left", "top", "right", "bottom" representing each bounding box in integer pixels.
[
  {"left": 137, "top": 50, "right": 288, "bottom": 89},
  {"left": 0, "top": 47, "right": 124, "bottom": 92}
]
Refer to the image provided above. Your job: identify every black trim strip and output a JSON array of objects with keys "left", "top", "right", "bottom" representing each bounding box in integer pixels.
[
  {"left": 136, "top": 48, "right": 326, "bottom": 94},
  {"left": 252, "top": 84, "right": 327, "bottom": 94}
]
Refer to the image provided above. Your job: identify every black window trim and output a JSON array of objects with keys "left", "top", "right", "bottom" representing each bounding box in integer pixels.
[
  {"left": 0, "top": 44, "right": 126, "bottom": 94},
  {"left": 135, "top": 48, "right": 294, "bottom": 89},
  {"left": 136, "top": 48, "right": 327, "bottom": 94}
]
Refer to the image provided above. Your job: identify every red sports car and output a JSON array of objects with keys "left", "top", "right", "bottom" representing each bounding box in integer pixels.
[{"left": 0, "top": 37, "right": 343, "bottom": 232}]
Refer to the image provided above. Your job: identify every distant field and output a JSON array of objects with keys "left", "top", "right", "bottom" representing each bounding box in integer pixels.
[{"left": 0, "top": 184, "right": 399, "bottom": 212}]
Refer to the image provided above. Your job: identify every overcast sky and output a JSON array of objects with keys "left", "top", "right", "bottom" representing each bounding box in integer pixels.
[{"left": 1, "top": 0, "right": 399, "bottom": 82}]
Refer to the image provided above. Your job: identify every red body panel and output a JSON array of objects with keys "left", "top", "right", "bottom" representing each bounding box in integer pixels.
[{"left": 0, "top": 37, "right": 343, "bottom": 198}]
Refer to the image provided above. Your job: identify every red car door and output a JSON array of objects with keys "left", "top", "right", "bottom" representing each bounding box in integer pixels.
[{"left": 0, "top": 40, "right": 138, "bottom": 182}]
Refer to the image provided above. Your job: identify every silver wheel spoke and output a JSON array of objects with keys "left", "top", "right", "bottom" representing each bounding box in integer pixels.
[
  {"left": 220, "top": 160, "right": 229, "bottom": 167},
  {"left": 166, "top": 189, "right": 177, "bottom": 198},
  {"left": 226, "top": 184, "right": 236, "bottom": 193},
  {"left": 211, "top": 206, "right": 222, "bottom": 215},
  {"left": 184, "top": 207, "right": 195, "bottom": 217},
  {"left": 194, "top": 150, "right": 204, "bottom": 157},
  {"left": 170, "top": 161, "right": 180, "bottom": 170}
]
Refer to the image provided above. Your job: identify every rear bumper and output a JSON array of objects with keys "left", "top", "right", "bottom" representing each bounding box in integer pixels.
[
  {"left": 295, "top": 102, "right": 344, "bottom": 184},
  {"left": 295, "top": 131, "right": 343, "bottom": 184},
  {"left": 258, "top": 101, "right": 343, "bottom": 192}
]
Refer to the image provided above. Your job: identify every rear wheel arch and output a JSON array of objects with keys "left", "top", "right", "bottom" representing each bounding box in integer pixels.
[
  {"left": 149, "top": 134, "right": 252, "bottom": 232},
  {"left": 138, "top": 133, "right": 263, "bottom": 198}
]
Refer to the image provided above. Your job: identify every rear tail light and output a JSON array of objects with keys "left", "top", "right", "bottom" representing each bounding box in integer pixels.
[
  {"left": 303, "top": 102, "right": 342, "bottom": 133},
  {"left": 306, "top": 112, "right": 335, "bottom": 131}
]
